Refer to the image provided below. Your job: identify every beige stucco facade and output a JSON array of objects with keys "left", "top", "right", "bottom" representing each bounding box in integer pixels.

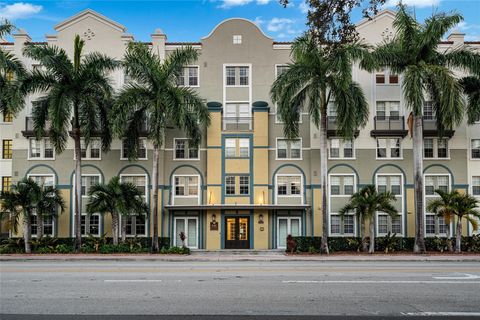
[{"left": 1, "top": 9, "right": 479, "bottom": 249}]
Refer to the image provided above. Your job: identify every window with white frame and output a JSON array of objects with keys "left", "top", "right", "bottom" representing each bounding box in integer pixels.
[
  {"left": 377, "top": 138, "right": 401, "bottom": 159},
  {"left": 225, "top": 175, "right": 249, "bottom": 195},
  {"left": 472, "top": 176, "right": 480, "bottom": 196},
  {"left": 329, "top": 138, "right": 354, "bottom": 159},
  {"left": 73, "top": 174, "right": 101, "bottom": 237},
  {"left": 423, "top": 101, "right": 435, "bottom": 120},
  {"left": 122, "top": 138, "right": 147, "bottom": 160},
  {"left": 233, "top": 35, "right": 242, "bottom": 44},
  {"left": 28, "top": 174, "right": 55, "bottom": 237},
  {"left": 81, "top": 214, "right": 100, "bottom": 236},
  {"left": 28, "top": 175, "right": 54, "bottom": 188},
  {"left": 29, "top": 138, "right": 54, "bottom": 159},
  {"left": 471, "top": 139, "right": 480, "bottom": 159},
  {"left": 329, "top": 174, "right": 355, "bottom": 236},
  {"left": 174, "top": 217, "right": 198, "bottom": 248},
  {"left": 327, "top": 102, "right": 337, "bottom": 118},
  {"left": 277, "top": 139, "right": 301, "bottom": 159},
  {"left": 174, "top": 139, "right": 199, "bottom": 160},
  {"left": 276, "top": 65, "right": 288, "bottom": 78},
  {"left": 375, "top": 69, "right": 399, "bottom": 84},
  {"left": 177, "top": 66, "right": 199, "bottom": 87},
  {"left": 225, "top": 66, "right": 249, "bottom": 86},
  {"left": 276, "top": 175, "right": 302, "bottom": 197},
  {"left": 376, "top": 101, "right": 400, "bottom": 119},
  {"left": 121, "top": 175, "right": 147, "bottom": 237},
  {"left": 225, "top": 138, "right": 249, "bottom": 158},
  {"left": 423, "top": 138, "right": 449, "bottom": 159},
  {"left": 424, "top": 175, "right": 450, "bottom": 236},
  {"left": 376, "top": 175, "right": 403, "bottom": 235},
  {"left": 174, "top": 176, "right": 199, "bottom": 197},
  {"left": 277, "top": 217, "right": 301, "bottom": 248},
  {"left": 79, "top": 139, "right": 100, "bottom": 160}
]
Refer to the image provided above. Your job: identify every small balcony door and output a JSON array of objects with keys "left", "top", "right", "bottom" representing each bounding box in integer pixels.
[{"left": 277, "top": 217, "right": 301, "bottom": 249}]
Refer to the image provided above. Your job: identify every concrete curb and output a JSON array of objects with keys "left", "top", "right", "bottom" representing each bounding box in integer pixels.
[{"left": 1, "top": 254, "right": 480, "bottom": 262}]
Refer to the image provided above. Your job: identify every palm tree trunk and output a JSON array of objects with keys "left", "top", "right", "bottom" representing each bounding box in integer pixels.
[
  {"left": 23, "top": 214, "right": 31, "bottom": 253},
  {"left": 319, "top": 106, "right": 329, "bottom": 254},
  {"left": 446, "top": 221, "right": 453, "bottom": 252},
  {"left": 151, "top": 146, "right": 160, "bottom": 252},
  {"left": 369, "top": 218, "right": 375, "bottom": 254},
  {"left": 37, "top": 214, "right": 44, "bottom": 239},
  {"left": 455, "top": 217, "right": 462, "bottom": 253},
  {"left": 73, "top": 128, "right": 83, "bottom": 253},
  {"left": 111, "top": 212, "right": 119, "bottom": 246},
  {"left": 412, "top": 115, "right": 426, "bottom": 253},
  {"left": 121, "top": 215, "right": 127, "bottom": 242},
  {"left": 360, "top": 213, "right": 367, "bottom": 252}
]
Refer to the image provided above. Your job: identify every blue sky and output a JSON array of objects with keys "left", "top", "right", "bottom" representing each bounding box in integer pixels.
[{"left": 0, "top": 0, "right": 479, "bottom": 42}]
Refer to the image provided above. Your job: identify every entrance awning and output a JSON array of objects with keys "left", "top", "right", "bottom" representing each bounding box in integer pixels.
[{"left": 165, "top": 204, "right": 311, "bottom": 211}]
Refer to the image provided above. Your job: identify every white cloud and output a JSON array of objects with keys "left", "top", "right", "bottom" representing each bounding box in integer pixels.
[
  {"left": 253, "top": 16, "right": 265, "bottom": 26},
  {"left": 0, "top": 2, "right": 42, "bottom": 20},
  {"left": 256, "top": 0, "right": 271, "bottom": 4},
  {"left": 299, "top": 1, "right": 309, "bottom": 14},
  {"left": 384, "top": 0, "right": 440, "bottom": 8},
  {"left": 266, "top": 17, "right": 303, "bottom": 39},
  {"left": 218, "top": 0, "right": 253, "bottom": 9}
]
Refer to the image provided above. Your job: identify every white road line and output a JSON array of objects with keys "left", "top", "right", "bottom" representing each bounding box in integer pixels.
[
  {"left": 433, "top": 273, "right": 480, "bottom": 280},
  {"left": 282, "top": 280, "right": 480, "bottom": 284},
  {"left": 104, "top": 279, "right": 163, "bottom": 283},
  {"left": 402, "top": 312, "right": 480, "bottom": 316}
]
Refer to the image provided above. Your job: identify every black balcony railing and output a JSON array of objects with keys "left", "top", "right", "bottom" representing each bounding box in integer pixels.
[
  {"left": 22, "top": 117, "right": 51, "bottom": 137},
  {"left": 222, "top": 117, "right": 253, "bottom": 131},
  {"left": 370, "top": 116, "right": 408, "bottom": 137},
  {"left": 326, "top": 116, "right": 359, "bottom": 138},
  {"left": 422, "top": 117, "right": 455, "bottom": 137}
]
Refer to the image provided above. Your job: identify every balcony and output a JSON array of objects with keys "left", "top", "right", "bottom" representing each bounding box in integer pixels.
[
  {"left": 370, "top": 116, "right": 408, "bottom": 138},
  {"left": 22, "top": 117, "right": 51, "bottom": 137},
  {"left": 423, "top": 117, "right": 455, "bottom": 138},
  {"left": 326, "top": 116, "right": 359, "bottom": 138},
  {"left": 222, "top": 117, "right": 253, "bottom": 131}
]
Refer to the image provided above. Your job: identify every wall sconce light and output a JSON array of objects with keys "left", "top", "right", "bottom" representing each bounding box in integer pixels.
[
  {"left": 212, "top": 214, "right": 216, "bottom": 223},
  {"left": 258, "top": 214, "right": 264, "bottom": 224}
]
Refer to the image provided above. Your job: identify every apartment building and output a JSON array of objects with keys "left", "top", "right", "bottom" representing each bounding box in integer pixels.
[{"left": 0, "top": 9, "right": 479, "bottom": 248}]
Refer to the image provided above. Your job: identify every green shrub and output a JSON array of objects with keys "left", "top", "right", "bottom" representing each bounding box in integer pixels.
[
  {"left": 55, "top": 244, "right": 74, "bottom": 254},
  {"left": 160, "top": 246, "right": 190, "bottom": 254},
  {"left": 36, "top": 247, "right": 53, "bottom": 254},
  {"left": 0, "top": 238, "right": 24, "bottom": 253}
]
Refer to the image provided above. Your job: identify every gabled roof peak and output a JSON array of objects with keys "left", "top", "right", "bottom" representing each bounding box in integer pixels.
[{"left": 54, "top": 9, "right": 126, "bottom": 33}]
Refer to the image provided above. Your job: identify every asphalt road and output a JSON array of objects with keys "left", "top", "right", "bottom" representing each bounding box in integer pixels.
[{"left": 1, "top": 260, "right": 480, "bottom": 319}]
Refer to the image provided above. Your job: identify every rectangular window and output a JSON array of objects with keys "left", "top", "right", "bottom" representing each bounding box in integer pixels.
[
  {"left": 233, "top": 35, "right": 242, "bottom": 44},
  {"left": 177, "top": 66, "right": 199, "bottom": 87},
  {"left": 437, "top": 139, "right": 448, "bottom": 158},
  {"left": 175, "top": 217, "right": 198, "bottom": 248},
  {"left": 473, "top": 177, "right": 480, "bottom": 196},
  {"left": 81, "top": 214, "right": 100, "bottom": 236},
  {"left": 424, "top": 138, "right": 434, "bottom": 158},
  {"left": 29, "top": 138, "right": 54, "bottom": 159},
  {"left": 423, "top": 102, "right": 434, "bottom": 120},
  {"left": 30, "top": 215, "right": 54, "bottom": 237},
  {"left": 225, "top": 176, "right": 235, "bottom": 195},
  {"left": 225, "top": 66, "right": 249, "bottom": 86},
  {"left": 224, "top": 138, "right": 249, "bottom": 158},
  {"left": 329, "top": 139, "right": 354, "bottom": 159},
  {"left": 389, "top": 74, "right": 399, "bottom": 84},
  {"left": 376, "top": 72, "right": 385, "bottom": 84},
  {"left": 377, "top": 175, "right": 403, "bottom": 235},
  {"left": 376, "top": 69, "right": 398, "bottom": 85},
  {"left": 329, "top": 139, "right": 340, "bottom": 158},
  {"left": 472, "top": 139, "right": 480, "bottom": 159},
  {"left": 29, "top": 175, "right": 54, "bottom": 188},
  {"left": 174, "top": 139, "right": 199, "bottom": 160},
  {"left": 174, "top": 176, "right": 199, "bottom": 197},
  {"left": 343, "top": 176, "right": 354, "bottom": 195},
  {"left": 81, "top": 176, "right": 100, "bottom": 196},
  {"left": 424, "top": 138, "right": 449, "bottom": 159},
  {"left": 330, "top": 214, "right": 354, "bottom": 235},
  {"left": 2, "top": 111, "right": 13, "bottom": 122},
  {"left": 225, "top": 139, "right": 236, "bottom": 158},
  {"left": 377, "top": 138, "right": 401, "bottom": 159},
  {"left": 2, "top": 140, "right": 12, "bottom": 159},
  {"left": 226, "top": 67, "right": 236, "bottom": 86},
  {"left": 276, "top": 65, "right": 288, "bottom": 78},
  {"left": 425, "top": 175, "right": 450, "bottom": 236},
  {"left": 277, "top": 217, "right": 301, "bottom": 248},
  {"left": 239, "top": 176, "right": 249, "bottom": 195},
  {"left": 122, "top": 139, "right": 147, "bottom": 160},
  {"left": 239, "top": 139, "right": 249, "bottom": 157},
  {"left": 2, "top": 176, "right": 12, "bottom": 192},
  {"left": 276, "top": 176, "right": 302, "bottom": 196},
  {"left": 79, "top": 139, "right": 101, "bottom": 160},
  {"left": 330, "top": 176, "right": 340, "bottom": 195},
  {"left": 121, "top": 175, "right": 147, "bottom": 197},
  {"left": 126, "top": 215, "right": 146, "bottom": 236},
  {"left": 239, "top": 67, "right": 248, "bottom": 86},
  {"left": 276, "top": 139, "right": 301, "bottom": 159}
]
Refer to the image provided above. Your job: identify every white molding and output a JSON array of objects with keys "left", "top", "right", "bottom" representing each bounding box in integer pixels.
[
  {"left": 274, "top": 173, "right": 304, "bottom": 204},
  {"left": 276, "top": 216, "right": 302, "bottom": 249},
  {"left": 172, "top": 174, "right": 201, "bottom": 205},
  {"left": 173, "top": 216, "right": 199, "bottom": 249}
]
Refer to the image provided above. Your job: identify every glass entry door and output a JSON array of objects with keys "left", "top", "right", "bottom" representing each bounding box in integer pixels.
[
  {"left": 277, "top": 217, "right": 301, "bottom": 249},
  {"left": 225, "top": 217, "right": 250, "bottom": 249},
  {"left": 174, "top": 217, "right": 198, "bottom": 249}
]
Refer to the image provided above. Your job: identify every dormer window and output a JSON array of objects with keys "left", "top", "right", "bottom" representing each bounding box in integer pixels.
[{"left": 233, "top": 35, "right": 242, "bottom": 44}]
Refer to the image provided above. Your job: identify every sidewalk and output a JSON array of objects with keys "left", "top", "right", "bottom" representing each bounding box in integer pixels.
[{"left": 1, "top": 252, "right": 480, "bottom": 262}]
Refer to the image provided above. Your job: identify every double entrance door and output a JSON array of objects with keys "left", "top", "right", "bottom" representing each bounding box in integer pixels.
[{"left": 225, "top": 216, "right": 250, "bottom": 249}]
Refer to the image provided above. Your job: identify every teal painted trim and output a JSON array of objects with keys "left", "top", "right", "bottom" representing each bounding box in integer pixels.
[
  {"left": 207, "top": 101, "right": 222, "bottom": 112},
  {"left": 453, "top": 184, "right": 469, "bottom": 189},
  {"left": 252, "top": 108, "right": 269, "bottom": 112},
  {"left": 271, "top": 164, "right": 307, "bottom": 204},
  {"left": 254, "top": 184, "right": 270, "bottom": 187},
  {"left": 328, "top": 164, "right": 360, "bottom": 183},
  {"left": 57, "top": 185, "right": 70, "bottom": 189},
  {"left": 207, "top": 184, "right": 222, "bottom": 187},
  {"left": 160, "top": 188, "right": 164, "bottom": 238},
  {"left": 311, "top": 187, "right": 314, "bottom": 237},
  {"left": 25, "top": 164, "right": 59, "bottom": 183},
  {"left": 225, "top": 194, "right": 250, "bottom": 197},
  {"left": 423, "top": 164, "right": 455, "bottom": 185},
  {"left": 371, "top": 164, "right": 407, "bottom": 185},
  {"left": 302, "top": 209, "right": 306, "bottom": 236},
  {"left": 206, "top": 146, "right": 222, "bottom": 149},
  {"left": 208, "top": 108, "right": 222, "bottom": 112},
  {"left": 405, "top": 184, "right": 414, "bottom": 188},
  {"left": 169, "top": 164, "right": 205, "bottom": 205},
  {"left": 310, "top": 184, "right": 322, "bottom": 189},
  {"left": 225, "top": 156, "right": 250, "bottom": 159},
  {"left": 253, "top": 146, "right": 269, "bottom": 149},
  {"left": 220, "top": 213, "right": 225, "bottom": 249}
]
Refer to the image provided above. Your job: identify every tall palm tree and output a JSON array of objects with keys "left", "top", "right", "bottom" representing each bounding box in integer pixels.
[
  {"left": 460, "top": 76, "right": 480, "bottom": 124},
  {"left": 86, "top": 176, "right": 148, "bottom": 245},
  {"left": 111, "top": 43, "right": 210, "bottom": 252},
  {"left": 426, "top": 189, "right": 459, "bottom": 252},
  {"left": 0, "top": 20, "right": 26, "bottom": 116},
  {"left": 0, "top": 178, "right": 41, "bottom": 253},
  {"left": 450, "top": 193, "right": 479, "bottom": 253},
  {"left": 22, "top": 35, "right": 118, "bottom": 252},
  {"left": 35, "top": 186, "right": 65, "bottom": 238},
  {"left": 271, "top": 34, "right": 370, "bottom": 254},
  {"left": 372, "top": 5, "right": 480, "bottom": 253},
  {"left": 339, "top": 185, "right": 398, "bottom": 254}
]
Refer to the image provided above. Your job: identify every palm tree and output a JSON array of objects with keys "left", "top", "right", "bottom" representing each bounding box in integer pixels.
[
  {"left": 270, "top": 34, "right": 370, "bottom": 254},
  {"left": 35, "top": 186, "right": 65, "bottom": 238},
  {"left": 426, "top": 189, "right": 459, "bottom": 252},
  {"left": 372, "top": 5, "right": 480, "bottom": 253},
  {"left": 21, "top": 35, "right": 118, "bottom": 252},
  {"left": 0, "top": 20, "right": 26, "bottom": 116},
  {"left": 0, "top": 178, "right": 41, "bottom": 253},
  {"left": 111, "top": 43, "right": 210, "bottom": 252},
  {"left": 86, "top": 176, "right": 148, "bottom": 245},
  {"left": 460, "top": 76, "right": 480, "bottom": 124},
  {"left": 339, "top": 185, "right": 398, "bottom": 254},
  {"left": 450, "top": 193, "right": 479, "bottom": 253}
]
